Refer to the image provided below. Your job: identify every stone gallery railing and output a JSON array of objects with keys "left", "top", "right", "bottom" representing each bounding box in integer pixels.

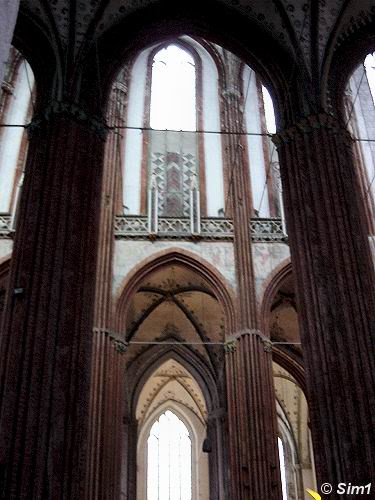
[
  {"left": 0, "top": 213, "right": 287, "bottom": 242},
  {"left": 114, "top": 215, "right": 287, "bottom": 242},
  {"left": 0, "top": 214, "right": 12, "bottom": 237}
]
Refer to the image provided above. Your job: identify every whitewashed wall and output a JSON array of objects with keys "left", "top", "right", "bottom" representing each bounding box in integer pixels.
[
  {"left": 0, "top": 60, "right": 33, "bottom": 212},
  {"left": 122, "top": 48, "right": 151, "bottom": 214}
]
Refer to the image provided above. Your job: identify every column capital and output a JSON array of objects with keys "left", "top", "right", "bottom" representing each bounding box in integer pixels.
[
  {"left": 221, "top": 86, "right": 242, "bottom": 101},
  {"left": 92, "top": 327, "right": 128, "bottom": 354},
  {"left": 27, "top": 100, "right": 109, "bottom": 140},
  {"left": 225, "top": 329, "right": 272, "bottom": 352},
  {"left": 272, "top": 112, "right": 353, "bottom": 146}
]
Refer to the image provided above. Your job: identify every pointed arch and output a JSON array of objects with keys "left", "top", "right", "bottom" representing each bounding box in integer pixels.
[
  {"left": 125, "top": 342, "right": 221, "bottom": 418},
  {"left": 150, "top": 43, "right": 196, "bottom": 131},
  {"left": 325, "top": 15, "right": 375, "bottom": 118},
  {"left": 260, "top": 259, "right": 306, "bottom": 393},
  {"left": 259, "top": 258, "right": 292, "bottom": 334},
  {"left": 114, "top": 247, "right": 236, "bottom": 336},
  {"left": 122, "top": 335, "right": 226, "bottom": 500}
]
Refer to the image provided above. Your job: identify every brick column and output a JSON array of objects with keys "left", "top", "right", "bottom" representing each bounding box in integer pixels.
[
  {"left": 86, "top": 77, "right": 127, "bottom": 500},
  {"left": 0, "top": 103, "right": 107, "bottom": 499},
  {"left": 222, "top": 53, "right": 282, "bottom": 500},
  {"left": 274, "top": 112, "right": 375, "bottom": 495}
]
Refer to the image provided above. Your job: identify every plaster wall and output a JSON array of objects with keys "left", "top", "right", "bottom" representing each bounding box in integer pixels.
[
  {"left": 0, "top": 61, "right": 33, "bottom": 212},
  {"left": 113, "top": 240, "right": 236, "bottom": 297},
  {"left": 122, "top": 48, "right": 150, "bottom": 214},
  {"left": 252, "top": 242, "right": 290, "bottom": 299}
]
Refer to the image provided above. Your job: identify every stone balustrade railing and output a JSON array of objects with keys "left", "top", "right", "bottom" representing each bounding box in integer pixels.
[
  {"left": 0, "top": 213, "right": 287, "bottom": 242},
  {"left": 114, "top": 215, "right": 287, "bottom": 242}
]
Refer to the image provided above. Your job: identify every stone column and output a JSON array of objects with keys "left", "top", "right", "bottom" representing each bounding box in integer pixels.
[
  {"left": 0, "top": 1, "right": 20, "bottom": 84},
  {"left": 222, "top": 53, "right": 282, "bottom": 500},
  {"left": 0, "top": 103, "right": 107, "bottom": 499},
  {"left": 86, "top": 75, "right": 128, "bottom": 500},
  {"left": 273, "top": 112, "right": 375, "bottom": 494}
]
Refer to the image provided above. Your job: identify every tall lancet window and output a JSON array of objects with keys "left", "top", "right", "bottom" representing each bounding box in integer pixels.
[
  {"left": 147, "top": 410, "right": 192, "bottom": 500},
  {"left": 278, "top": 437, "right": 288, "bottom": 500},
  {"left": 148, "top": 44, "right": 199, "bottom": 220},
  {"left": 364, "top": 53, "right": 375, "bottom": 105},
  {"left": 150, "top": 45, "right": 196, "bottom": 131}
]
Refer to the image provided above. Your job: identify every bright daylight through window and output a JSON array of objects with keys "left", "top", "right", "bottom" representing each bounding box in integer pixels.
[
  {"left": 278, "top": 437, "right": 288, "bottom": 500},
  {"left": 364, "top": 53, "right": 375, "bottom": 105},
  {"left": 150, "top": 45, "right": 196, "bottom": 131},
  {"left": 147, "top": 410, "right": 192, "bottom": 500}
]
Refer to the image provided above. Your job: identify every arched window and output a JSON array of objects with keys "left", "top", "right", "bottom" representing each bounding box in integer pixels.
[
  {"left": 364, "top": 53, "right": 375, "bottom": 105},
  {"left": 278, "top": 437, "right": 288, "bottom": 500},
  {"left": 0, "top": 49, "right": 34, "bottom": 214},
  {"left": 150, "top": 45, "right": 196, "bottom": 131},
  {"left": 147, "top": 410, "right": 192, "bottom": 500},
  {"left": 121, "top": 37, "right": 225, "bottom": 218},
  {"left": 147, "top": 44, "right": 199, "bottom": 220},
  {"left": 261, "top": 85, "right": 276, "bottom": 134}
]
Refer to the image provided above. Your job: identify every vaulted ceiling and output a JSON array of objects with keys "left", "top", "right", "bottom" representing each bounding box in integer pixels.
[
  {"left": 19, "top": 0, "right": 375, "bottom": 77},
  {"left": 123, "top": 264, "right": 225, "bottom": 375},
  {"left": 136, "top": 359, "right": 207, "bottom": 425}
]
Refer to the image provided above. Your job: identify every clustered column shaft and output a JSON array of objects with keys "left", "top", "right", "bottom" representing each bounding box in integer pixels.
[
  {"left": 274, "top": 113, "right": 375, "bottom": 495},
  {"left": 222, "top": 55, "right": 282, "bottom": 500},
  {"left": 0, "top": 107, "right": 106, "bottom": 499},
  {"left": 86, "top": 82, "right": 128, "bottom": 500}
]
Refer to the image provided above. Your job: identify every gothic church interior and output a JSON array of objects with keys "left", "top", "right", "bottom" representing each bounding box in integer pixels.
[{"left": 0, "top": 1, "right": 374, "bottom": 499}]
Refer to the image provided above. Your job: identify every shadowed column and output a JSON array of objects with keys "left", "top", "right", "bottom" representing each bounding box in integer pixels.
[
  {"left": 86, "top": 76, "right": 128, "bottom": 500},
  {"left": 274, "top": 112, "right": 375, "bottom": 497},
  {"left": 0, "top": 103, "right": 107, "bottom": 499},
  {"left": 222, "top": 53, "right": 282, "bottom": 500}
]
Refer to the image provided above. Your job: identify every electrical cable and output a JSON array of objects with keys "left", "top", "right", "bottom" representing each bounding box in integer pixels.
[
  {"left": 92, "top": 328, "right": 302, "bottom": 347},
  {"left": 0, "top": 121, "right": 273, "bottom": 137},
  {"left": 0, "top": 122, "right": 374, "bottom": 144}
]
